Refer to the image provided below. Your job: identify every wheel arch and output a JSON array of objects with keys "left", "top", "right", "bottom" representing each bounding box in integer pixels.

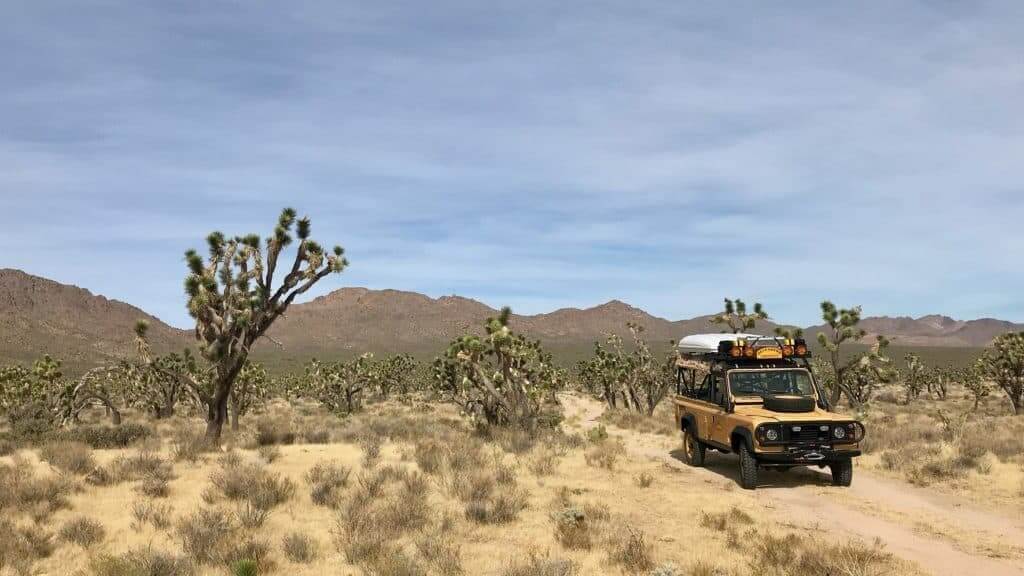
[{"left": 731, "top": 427, "right": 754, "bottom": 453}]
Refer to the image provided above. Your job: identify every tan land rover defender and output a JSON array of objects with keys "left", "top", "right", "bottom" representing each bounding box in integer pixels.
[{"left": 672, "top": 334, "right": 864, "bottom": 489}]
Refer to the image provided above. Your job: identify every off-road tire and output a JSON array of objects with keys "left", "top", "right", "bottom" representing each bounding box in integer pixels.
[
  {"left": 738, "top": 444, "right": 758, "bottom": 490},
  {"left": 681, "top": 427, "right": 706, "bottom": 467},
  {"left": 830, "top": 459, "right": 853, "bottom": 487}
]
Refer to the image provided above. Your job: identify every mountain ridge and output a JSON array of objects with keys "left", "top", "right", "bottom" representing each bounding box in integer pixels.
[{"left": 1, "top": 269, "right": 1020, "bottom": 370}]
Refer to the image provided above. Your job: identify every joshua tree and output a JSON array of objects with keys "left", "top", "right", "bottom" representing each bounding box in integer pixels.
[
  {"left": 376, "top": 354, "right": 417, "bottom": 398},
  {"left": 53, "top": 366, "right": 125, "bottom": 426},
  {"left": 816, "top": 301, "right": 867, "bottom": 406},
  {"left": 711, "top": 298, "right": 768, "bottom": 333},
  {"left": 229, "top": 360, "right": 270, "bottom": 431},
  {"left": 977, "top": 332, "right": 1024, "bottom": 415},
  {"left": 579, "top": 325, "right": 677, "bottom": 415},
  {"left": 137, "top": 208, "right": 347, "bottom": 441},
  {"left": 960, "top": 365, "right": 990, "bottom": 410},
  {"left": 306, "top": 354, "right": 379, "bottom": 416},
  {"left": 842, "top": 337, "right": 895, "bottom": 407},
  {"left": 433, "top": 307, "right": 563, "bottom": 429},
  {"left": 122, "top": 350, "right": 196, "bottom": 419},
  {"left": 902, "top": 353, "right": 927, "bottom": 404}
]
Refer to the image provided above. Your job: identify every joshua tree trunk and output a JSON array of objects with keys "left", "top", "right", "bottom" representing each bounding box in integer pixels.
[{"left": 230, "top": 401, "right": 240, "bottom": 432}]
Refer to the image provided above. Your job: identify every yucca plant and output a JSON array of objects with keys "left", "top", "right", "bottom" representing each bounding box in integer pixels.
[
  {"left": 977, "top": 332, "right": 1024, "bottom": 415},
  {"left": 135, "top": 208, "right": 347, "bottom": 440},
  {"left": 710, "top": 298, "right": 768, "bottom": 333}
]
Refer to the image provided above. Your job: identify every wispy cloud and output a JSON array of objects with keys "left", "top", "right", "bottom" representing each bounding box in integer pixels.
[{"left": 2, "top": 1, "right": 1023, "bottom": 328}]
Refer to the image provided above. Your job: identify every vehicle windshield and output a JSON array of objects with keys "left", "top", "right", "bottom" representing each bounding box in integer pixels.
[{"left": 728, "top": 369, "right": 816, "bottom": 399}]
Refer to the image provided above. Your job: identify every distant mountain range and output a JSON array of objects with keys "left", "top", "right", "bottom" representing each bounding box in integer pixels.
[{"left": 1, "top": 268, "right": 1020, "bottom": 371}]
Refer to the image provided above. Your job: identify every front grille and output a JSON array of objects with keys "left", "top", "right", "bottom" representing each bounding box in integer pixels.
[{"left": 786, "top": 423, "right": 831, "bottom": 445}]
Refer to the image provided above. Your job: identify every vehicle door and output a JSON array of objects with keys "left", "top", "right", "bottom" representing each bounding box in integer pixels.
[{"left": 706, "top": 372, "right": 731, "bottom": 446}]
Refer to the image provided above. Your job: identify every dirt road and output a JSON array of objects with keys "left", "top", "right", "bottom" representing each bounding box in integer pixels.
[{"left": 560, "top": 393, "right": 1024, "bottom": 576}]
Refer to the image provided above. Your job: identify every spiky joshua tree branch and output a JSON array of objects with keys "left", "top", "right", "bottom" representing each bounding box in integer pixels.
[{"left": 138, "top": 208, "right": 347, "bottom": 441}]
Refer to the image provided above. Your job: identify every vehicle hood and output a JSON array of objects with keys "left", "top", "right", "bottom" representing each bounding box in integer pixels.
[{"left": 732, "top": 404, "right": 851, "bottom": 422}]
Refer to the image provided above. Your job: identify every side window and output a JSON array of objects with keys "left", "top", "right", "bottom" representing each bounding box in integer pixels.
[
  {"left": 693, "top": 374, "right": 711, "bottom": 401},
  {"left": 711, "top": 373, "right": 726, "bottom": 406}
]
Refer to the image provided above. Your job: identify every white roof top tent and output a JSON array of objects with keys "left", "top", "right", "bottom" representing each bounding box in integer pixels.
[{"left": 676, "top": 333, "right": 766, "bottom": 355}]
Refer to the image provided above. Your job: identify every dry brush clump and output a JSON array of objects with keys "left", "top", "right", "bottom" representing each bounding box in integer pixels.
[
  {"left": 204, "top": 454, "right": 295, "bottom": 528},
  {"left": 0, "top": 455, "right": 74, "bottom": 521},
  {"left": 0, "top": 517, "right": 56, "bottom": 574},
  {"left": 334, "top": 465, "right": 438, "bottom": 575},
  {"left": 38, "top": 440, "right": 96, "bottom": 475},
  {"left": 281, "top": 531, "right": 319, "bottom": 564},
  {"left": 90, "top": 547, "right": 194, "bottom": 576},
  {"left": 305, "top": 460, "right": 351, "bottom": 508},
  {"left": 502, "top": 553, "right": 577, "bottom": 576},
  {"left": 58, "top": 516, "right": 106, "bottom": 548}
]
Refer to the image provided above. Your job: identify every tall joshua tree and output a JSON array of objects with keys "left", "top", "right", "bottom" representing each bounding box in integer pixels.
[
  {"left": 141, "top": 208, "right": 347, "bottom": 440},
  {"left": 710, "top": 298, "right": 768, "bottom": 333}
]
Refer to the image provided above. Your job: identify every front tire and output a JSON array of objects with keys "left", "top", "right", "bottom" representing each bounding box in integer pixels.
[
  {"left": 681, "top": 427, "right": 706, "bottom": 467},
  {"left": 830, "top": 459, "right": 853, "bottom": 487},
  {"left": 738, "top": 444, "right": 758, "bottom": 490}
]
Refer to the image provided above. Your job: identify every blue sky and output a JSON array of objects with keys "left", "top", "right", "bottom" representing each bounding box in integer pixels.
[{"left": 2, "top": 1, "right": 1023, "bottom": 328}]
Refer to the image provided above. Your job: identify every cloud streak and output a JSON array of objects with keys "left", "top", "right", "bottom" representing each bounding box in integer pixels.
[{"left": 1, "top": 1, "right": 1023, "bottom": 328}]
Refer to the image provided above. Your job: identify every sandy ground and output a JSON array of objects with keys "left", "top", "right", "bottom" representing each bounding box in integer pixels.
[{"left": 559, "top": 393, "right": 1024, "bottom": 576}]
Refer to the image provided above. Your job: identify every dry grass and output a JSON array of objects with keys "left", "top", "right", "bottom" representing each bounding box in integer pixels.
[
  {"left": 599, "top": 406, "right": 677, "bottom": 437},
  {"left": 282, "top": 531, "right": 319, "bottom": 564},
  {"left": 58, "top": 516, "right": 105, "bottom": 548},
  {"left": 0, "top": 454, "right": 74, "bottom": 520},
  {"left": 39, "top": 440, "right": 96, "bottom": 474},
  {"left": 90, "top": 547, "right": 193, "bottom": 576},
  {"left": 503, "top": 552, "right": 577, "bottom": 576},
  {"left": 305, "top": 460, "right": 350, "bottom": 507},
  {"left": 607, "top": 526, "right": 655, "bottom": 574},
  {"left": 584, "top": 439, "right": 625, "bottom": 470},
  {"left": 131, "top": 499, "right": 174, "bottom": 531}
]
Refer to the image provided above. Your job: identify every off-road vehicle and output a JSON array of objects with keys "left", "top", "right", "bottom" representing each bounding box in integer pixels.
[{"left": 672, "top": 334, "right": 864, "bottom": 489}]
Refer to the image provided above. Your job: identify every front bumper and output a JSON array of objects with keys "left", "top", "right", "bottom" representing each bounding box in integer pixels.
[{"left": 755, "top": 446, "right": 861, "bottom": 465}]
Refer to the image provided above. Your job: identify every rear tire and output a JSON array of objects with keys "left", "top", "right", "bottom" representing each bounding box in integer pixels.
[
  {"left": 738, "top": 444, "right": 758, "bottom": 490},
  {"left": 830, "top": 459, "right": 853, "bottom": 487},
  {"left": 681, "top": 427, "right": 706, "bottom": 467}
]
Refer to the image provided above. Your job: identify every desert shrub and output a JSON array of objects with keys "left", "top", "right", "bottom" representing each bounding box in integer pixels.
[
  {"left": 306, "top": 461, "right": 350, "bottom": 507},
  {"left": 8, "top": 401, "right": 56, "bottom": 440},
  {"left": 464, "top": 488, "right": 527, "bottom": 524},
  {"left": 528, "top": 447, "right": 561, "bottom": 476},
  {"left": 649, "top": 563, "right": 681, "bottom": 576},
  {"left": 551, "top": 507, "right": 590, "bottom": 550},
  {"left": 635, "top": 472, "right": 654, "bottom": 488},
  {"left": 176, "top": 507, "right": 234, "bottom": 565},
  {"left": 255, "top": 417, "right": 296, "bottom": 446},
  {"left": 699, "top": 507, "right": 754, "bottom": 532},
  {"left": 137, "top": 474, "right": 171, "bottom": 498},
  {"left": 599, "top": 409, "right": 676, "bottom": 437},
  {"left": 607, "top": 527, "right": 655, "bottom": 574},
  {"left": 502, "top": 553, "right": 576, "bottom": 576},
  {"left": 584, "top": 440, "right": 625, "bottom": 470},
  {"left": 586, "top": 424, "right": 609, "bottom": 443},
  {"left": 235, "top": 500, "right": 271, "bottom": 529},
  {"left": 364, "top": 550, "right": 428, "bottom": 576},
  {"left": 59, "top": 516, "right": 105, "bottom": 548},
  {"left": 300, "top": 425, "right": 331, "bottom": 444},
  {"left": 0, "top": 456, "right": 73, "bottom": 517},
  {"left": 413, "top": 440, "right": 446, "bottom": 475},
  {"left": 207, "top": 458, "right": 295, "bottom": 511},
  {"left": 231, "top": 559, "right": 258, "bottom": 576},
  {"left": 170, "top": 428, "right": 211, "bottom": 463},
  {"left": 111, "top": 449, "right": 173, "bottom": 481},
  {"left": 416, "top": 533, "right": 463, "bottom": 576},
  {"left": 131, "top": 500, "right": 174, "bottom": 531},
  {"left": 218, "top": 537, "right": 273, "bottom": 573},
  {"left": 282, "top": 532, "right": 319, "bottom": 564},
  {"left": 0, "top": 518, "right": 56, "bottom": 573},
  {"left": 47, "top": 423, "right": 153, "bottom": 449},
  {"left": 0, "top": 435, "right": 16, "bottom": 457},
  {"left": 747, "top": 532, "right": 894, "bottom": 576},
  {"left": 361, "top": 434, "right": 383, "bottom": 467},
  {"left": 90, "top": 547, "right": 193, "bottom": 576},
  {"left": 257, "top": 444, "right": 280, "bottom": 463},
  {"left": 39, "top": 440, "right": 95, "bottom": 474}
]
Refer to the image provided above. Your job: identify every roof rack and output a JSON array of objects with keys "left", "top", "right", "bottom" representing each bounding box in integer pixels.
[{"left": 677, "top": 333, "right": 810, "bottom": 361}]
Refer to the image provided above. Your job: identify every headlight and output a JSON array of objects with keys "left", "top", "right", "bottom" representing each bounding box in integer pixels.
[
  {"left": 834, "top": 422, "right": 865, "bottom": 442},
  {"left": 765, "top": 428, "right": 779, "bottom": 441}
]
